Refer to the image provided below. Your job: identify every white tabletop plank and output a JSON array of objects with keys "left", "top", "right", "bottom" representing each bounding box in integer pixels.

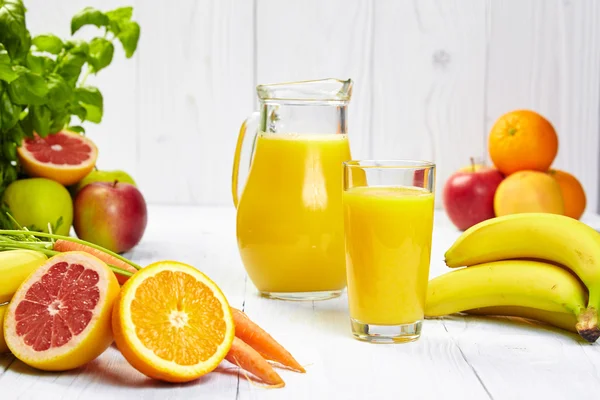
[{"left": 1, "top": 206, "right": 600, "bottom": 399}]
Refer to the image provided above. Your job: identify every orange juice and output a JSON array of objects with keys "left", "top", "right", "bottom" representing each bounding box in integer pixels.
[
  {"left": 236, "top": 133, "right": 351, "bottom": 295},
  {"left": 343, "top": 186, "right": 434, "bottom": 324}
]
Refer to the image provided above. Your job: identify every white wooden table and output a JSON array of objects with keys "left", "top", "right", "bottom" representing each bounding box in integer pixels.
[{"left": 2, "top": 206, "right": 600, "bottom": 399}]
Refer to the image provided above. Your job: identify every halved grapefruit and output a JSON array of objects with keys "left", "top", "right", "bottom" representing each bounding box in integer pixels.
[
  {"left": 17, "top": 130, "right": 98, "bottom": 186},
  {"left": 0, "top": 304, "right": 9, "bottom": 353},
  {"left": 3, "top": 251, "right": 119, "bottom": 371}
]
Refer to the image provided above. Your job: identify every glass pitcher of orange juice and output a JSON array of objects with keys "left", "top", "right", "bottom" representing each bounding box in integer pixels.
[{"left": 232, "top": 78, "right": 353, "bottom": 301}]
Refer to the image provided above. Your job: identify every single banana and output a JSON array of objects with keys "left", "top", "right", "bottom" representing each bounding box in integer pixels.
[
  {"left": 0, "top": 302, "right": 9, "bottom": 353},
  {"left": 465, "top": 306, "right": 577, "bottom": 334},
  {"left": 444, "top": 213, "right": 600, "bottom": 342},
  {"left": 425, "top": 260, "right": 588, "bottom": 332},
  {"left": 0, "top": 250, "right": 48, "bottom": 303}
]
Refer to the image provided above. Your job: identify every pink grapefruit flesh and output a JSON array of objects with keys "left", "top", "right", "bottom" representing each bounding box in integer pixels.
[
  {"left": 4, "top": 251, "right": 119, "bottom": 371},
  {"left": 15, "top": 262, "right": 100, "bottom": 351},
  {"left": 17, "top": 130, "right": 98, "bottom": 186},
  {"left": 25, "top": 134, "right": 92, "bottom": 165}
]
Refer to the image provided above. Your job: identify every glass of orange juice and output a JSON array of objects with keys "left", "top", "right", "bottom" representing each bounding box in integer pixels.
[{"left": 342, "top": 160, "right": 435, "bottom": 343}]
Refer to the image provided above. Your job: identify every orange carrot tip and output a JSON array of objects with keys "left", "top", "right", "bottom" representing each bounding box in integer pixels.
[
  {"left": 226, "top": 337, "right": 285, "bottom": 388},
  {"left": 53, "top": 239, "right": 139, "bottom": 284},
  {"left": 269, "top": 361, "right": 312, "bottom": 373},
  {"left": 237, "top": 365, "right": 286, "bottom": 389},
  {"left": 231, "top": 308, "right": 305, "bottom": 373}
]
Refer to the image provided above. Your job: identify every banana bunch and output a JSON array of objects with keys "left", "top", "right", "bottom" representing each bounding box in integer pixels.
[
  {"left": 0, "top": 250, "right": 48, "bottom": 353},
  {"left": 426, "top": 213, "right": 600, "bottom": 342}
]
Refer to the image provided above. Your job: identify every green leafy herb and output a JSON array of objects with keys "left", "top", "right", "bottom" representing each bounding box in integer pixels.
[
  {"left": 2, "top": 141, "right": 16, "bottom": 161},
  {"left": 45, "top": 73, "right": 71, "bottom": 110},
  {"left": 64, "top": 39, "right": 89, "bottom": 56},
  {"left": 114, "top": 20, "right": 139, "bottom": 58},
  {"left": 26, "top": 52, "right": 55, "bottom": 75},
  {"left": 0, "top": 87, "right": 20, "bottom": 130},
  {"left": 49, "top": 109, "right": 69, "bottom": 132},
  {"left": 105, "top": 6, "right": 139, "bottom": 58},
  {"left": 0, "top": 44, "right": 18, "bottom": 82},
  {"left": 56, "top": 51, "right": 87, "bottom": 86},
  {"left": 30, "top": 104, "right": 51, "bottom": 136},
  {"left": 71, "top": 7, "right": 109, "bottom": 34},
  {"left": 8, "top": 67, "right": 49, "bottom": 105},
  {"left": 66, "top": 124, "right": 84, "bottom": 134},
  {"left": 75, "top": 86, "right": 102, "bottom": 123},
  {"left": 0, "top": 0, "right": 28, "bottom": 60},
  {"left": 0, "top": 0, "right": 140, "bottom": 225},
  {"left": 88, "top": 37, "right": 114, "bottom": 72},
  {"left": 106, "top": 6, "right": 132, "bottom": 23},
  {"left": 32, "top": 34, "right": 63, "bottom": 54},
  {"left": 70, "top": 103, "right": 86, "bottom": 122}
]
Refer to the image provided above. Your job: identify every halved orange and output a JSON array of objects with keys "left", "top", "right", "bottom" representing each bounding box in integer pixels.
[
  {"left": 17, "top": 130, "right": 98, "bottom": 186},
  {"left": 112, "top": 261, "right": 235, "bottom": 383}
]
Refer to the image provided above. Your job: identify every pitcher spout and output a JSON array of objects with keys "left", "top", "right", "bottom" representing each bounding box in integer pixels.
[{"left": 256, "top": 78, "right": 353, "bottom": 103}]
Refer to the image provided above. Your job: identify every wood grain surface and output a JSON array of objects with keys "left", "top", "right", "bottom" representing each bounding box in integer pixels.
[
  {"left": 2, "top": 205, "right": 600, "bottom": 399},
  {"left": 21, "top": 0, "right": 600, "bottom": 210}
]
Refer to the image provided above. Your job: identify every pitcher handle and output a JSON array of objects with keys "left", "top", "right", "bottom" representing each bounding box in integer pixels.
[{"left": 232, "top": 111, "right": 260, "bottom": 208}]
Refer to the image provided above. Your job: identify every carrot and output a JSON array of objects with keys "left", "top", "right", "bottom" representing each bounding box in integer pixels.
[
  {"left": 53, "top": 239, "right": 138, "bottom": 284},
  {"left": 231, "top": 308, "right": 305, "bottom": 373},
  {"left": 226, "top": 337, "right": 285, "bottom": 388}
]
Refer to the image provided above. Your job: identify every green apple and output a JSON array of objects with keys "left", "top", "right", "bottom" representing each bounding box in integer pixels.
[
  {"left": 71, "top": 169, "right": 137, "bottom": 196},
  {"left": 3, "top": 178, "right": 73, "bottom": 236}
]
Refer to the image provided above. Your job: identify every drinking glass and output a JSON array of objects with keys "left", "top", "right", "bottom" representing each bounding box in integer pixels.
[{"left": 342, "top": 160, "right": 435, "bottom": 343}]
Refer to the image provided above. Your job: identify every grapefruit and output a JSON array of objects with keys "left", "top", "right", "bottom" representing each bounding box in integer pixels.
[
  {"left": 494, "top": 170, "right": 564, "bottom": 216},
  {"left": 0, "top": 304, "right": 9, "bottom": 353},
  {"left": 17, "top": 130, "right": 98, "bottom": 186},
  {"left": 112, "top": 261, "right": 235, "bottom": 382},
  {"left": 3, "top": 251, "right": 119, "bottom": 371}
]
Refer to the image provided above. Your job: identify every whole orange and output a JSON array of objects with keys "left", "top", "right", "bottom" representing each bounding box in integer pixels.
[
  {"left": 488, "top": 110, "right": 558, "bottom": 175},
  {"left": 548, "top": 169, "right": 586, "bottom": 219}
]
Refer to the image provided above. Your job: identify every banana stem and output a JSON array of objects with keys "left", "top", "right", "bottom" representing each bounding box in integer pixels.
[{"left": 575, "top": 307, "right": 600, "bottom": 343}]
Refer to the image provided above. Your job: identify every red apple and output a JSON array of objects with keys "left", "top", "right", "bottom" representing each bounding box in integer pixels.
[
  {"left": 413, "top": 169, "right": 425, "bottom": 188},
  {"left": 74, "top": 181, "right": 148, "bottom": 253},
  {"left": 443, "top": 161, "right": 504, "bottom": 231}
]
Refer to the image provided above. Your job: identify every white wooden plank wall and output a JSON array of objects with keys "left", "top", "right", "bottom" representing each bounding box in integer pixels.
[
  {"left": 256, "top": 0, "right": 373, "bottom": 160},
  {"left": 372, "top": 0, "right": 488, "bottom": 208},
  {"left": 485, "top": 0, "right": 600, "bottom": 212},
  {"left": 24, "top": 0, "right": 600, "bottom": 210}
]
